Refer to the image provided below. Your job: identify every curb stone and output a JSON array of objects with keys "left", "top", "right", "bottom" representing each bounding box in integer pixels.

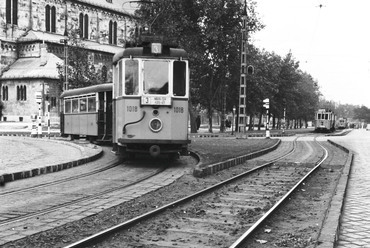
[
  {"left": 316, "top": 139, "right": 353, "bottom": 248},
  {"left": 192, "top": 139, "right": 281, "bottom": 177}
]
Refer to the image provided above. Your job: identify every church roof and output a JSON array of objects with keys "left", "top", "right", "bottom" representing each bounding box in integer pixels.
[{"left": 0, "top": 53, "right": 62, "bottom": 80}]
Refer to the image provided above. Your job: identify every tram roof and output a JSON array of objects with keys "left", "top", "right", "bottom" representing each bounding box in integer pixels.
[
  {"left": 60, "top": 83, "right": 112, "bottom": 98},
  {"left": 113, "top": 47, "right": 188, "bottom": 65}
]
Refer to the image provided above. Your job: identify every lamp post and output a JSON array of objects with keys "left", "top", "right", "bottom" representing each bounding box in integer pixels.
[
  {"left": 263, "top": 98, "right": 270, "bottom": 138},
  {"left": 232, "top": 106, "right": 236, "bottom": 135}
]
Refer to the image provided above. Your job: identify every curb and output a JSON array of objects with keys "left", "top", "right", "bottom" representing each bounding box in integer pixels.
[
  {"left": 0, "top": 138, "right": 103, "bottom": 185},
  {"left": 192, "top": 139, "right": 281, "bottom": 177},
  {"left": 0, "top": 131, "right": 60, "bottom": 138},
  {"left": 316, "top": 139, "right": 353, "bottom": 248}
]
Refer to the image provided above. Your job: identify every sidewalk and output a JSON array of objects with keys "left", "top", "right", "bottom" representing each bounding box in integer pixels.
[
  {"left": 0, "top": 121, "right": 60, "bottom": 137},
  {"left": 0, "top": 134, "right": 102, "bottom": 185}
]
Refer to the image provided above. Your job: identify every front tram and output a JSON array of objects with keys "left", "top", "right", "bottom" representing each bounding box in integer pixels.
[{"left": 112, "top": 42, "right": 190, "bottom": 158}]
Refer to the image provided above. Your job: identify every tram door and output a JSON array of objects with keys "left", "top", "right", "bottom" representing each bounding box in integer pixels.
[
  {"left": 98, "top": 91, "right": 113, "bottom": 140},
  {"left": 105, "top": 91, "right": 113, "bottom": 137}
]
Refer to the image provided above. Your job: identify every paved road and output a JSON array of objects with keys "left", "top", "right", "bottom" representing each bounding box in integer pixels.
[{"left": 326, "top": 129, "right": 370, "bottom": 247}]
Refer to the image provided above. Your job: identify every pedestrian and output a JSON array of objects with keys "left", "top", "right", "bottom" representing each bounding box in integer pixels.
[{"left": 196, "top": 115, "right": 201, "bottom": 130}]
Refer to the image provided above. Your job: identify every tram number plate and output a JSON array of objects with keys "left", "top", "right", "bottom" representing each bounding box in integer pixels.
[
  {"left": 174, "top": 107, "right": 184, "bottom": 113},
  {"left": 141, "top": 96, "right": 171, "bottom": 106}
]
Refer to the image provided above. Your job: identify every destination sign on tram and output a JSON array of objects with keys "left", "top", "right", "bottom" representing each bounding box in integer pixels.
[{"left": 141, "top": 96, "right": 171, "bottom": 106}]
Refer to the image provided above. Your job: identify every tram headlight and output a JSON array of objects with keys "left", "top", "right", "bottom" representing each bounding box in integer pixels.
[{"left": 149, "top": 118, "right": 163, "bottom": 132}]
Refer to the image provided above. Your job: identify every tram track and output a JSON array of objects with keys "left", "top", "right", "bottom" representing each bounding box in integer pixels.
[
  {"left": 0, "top": 157, "right": 123, "bottom": 197},
  {"left": 0, "top": 161, "right": 167, "bottom": 227},
  {"left": 63, "top": 136, "right": 330, "bottom": 248}
]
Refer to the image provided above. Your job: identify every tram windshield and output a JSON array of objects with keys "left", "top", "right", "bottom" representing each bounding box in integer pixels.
[{"left": 143, "top": 60, "right": 169, "bottom": 95}]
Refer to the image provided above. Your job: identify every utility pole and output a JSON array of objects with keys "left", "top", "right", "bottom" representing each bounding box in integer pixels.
[
  {"left": 60, "top": 38, "right": 68, "bottom": 91},
  {"left": 238, "top": 0, "right": 248, "bottom": 136},
  {"left": 263, "top": 98, "right": 270, "bottom": 138}
]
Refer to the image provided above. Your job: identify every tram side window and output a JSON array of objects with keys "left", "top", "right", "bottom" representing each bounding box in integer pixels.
[
  {"left": 317, "top": 113, "right": 322, "bottom": 120},
  {"left": 80, "top": 98, "right": 87, "bottom": 112},
  {"left": 72, "top": 99, "right": 79, "bottom": 113},
  {"left": 65, "top": 100, "right": 72, "bottom": 113},
  {"left": 173, "top": 61, "right": 186, "bottom": 96},
  {"left": 125, "top": 60, "right": 138, "bottom": 95},
  {"left": 88, "top": 97, "right": 96, "bottom": 112}
]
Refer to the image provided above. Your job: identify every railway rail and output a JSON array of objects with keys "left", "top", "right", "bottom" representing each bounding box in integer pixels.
[
  {"left": 63, "top": 136, "right": 329, "bottom": 248},
  {"left": 0, "top": 159, "right": 167, "bottom": 228}
]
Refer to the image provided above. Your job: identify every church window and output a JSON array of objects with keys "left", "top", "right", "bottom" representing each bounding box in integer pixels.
[
  {"left": 45, "top": 5, "right": 56, "bottom": 33},
  {"left": 6, "top": 0, "right": 18, "bottom": 25},
  {"left": 2, "top": 86, "right": 8, "bottom": 101},
  {"left": 16, "top": 85, "right": 27, "bottom": 101},
  {"left": 109, "top": 21, "right": 117, "bottom": 45},
  {"left": 79, "top": 13, "right": 89, "bottom": 39}
]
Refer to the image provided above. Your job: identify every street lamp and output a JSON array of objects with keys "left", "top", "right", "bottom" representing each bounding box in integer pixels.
[{"left": 232, "top": 106, "right": 236, "bottom": 135}]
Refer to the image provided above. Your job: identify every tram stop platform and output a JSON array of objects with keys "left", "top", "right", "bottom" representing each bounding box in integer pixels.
[{"left": 0, "top": 122, "right": 103, "bottom": 185}]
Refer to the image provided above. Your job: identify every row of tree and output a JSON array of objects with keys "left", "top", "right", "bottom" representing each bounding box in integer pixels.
[
  {"left": 56, "top": 0, "right": 370, "bottom": 131},
  {"left": 136, "top": 0, "right": 321, "bottom": 132}
]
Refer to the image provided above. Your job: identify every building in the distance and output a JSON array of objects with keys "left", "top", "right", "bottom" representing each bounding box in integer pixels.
[{"left": 0, "top": 0, "right": 137, "bottom": 122}]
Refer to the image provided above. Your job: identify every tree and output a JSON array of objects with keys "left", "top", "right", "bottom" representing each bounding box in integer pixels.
[
  {"left": 135, "top": 0, "right": 263, "bottom": 133},
  {"left": 57, "top": 29, "right": 108, "bottom": 91},
  {"left": 354, "top": 106, "right": 370, "bottom": 123}
]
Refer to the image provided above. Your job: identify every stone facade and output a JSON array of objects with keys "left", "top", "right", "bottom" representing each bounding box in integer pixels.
[{"left": 0, "top": 0, "right": 136, "bottom": 122}]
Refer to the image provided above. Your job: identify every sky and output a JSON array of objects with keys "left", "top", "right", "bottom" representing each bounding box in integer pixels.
[{"left": 251, "top": 0, "right": 370, "bottom": 108}]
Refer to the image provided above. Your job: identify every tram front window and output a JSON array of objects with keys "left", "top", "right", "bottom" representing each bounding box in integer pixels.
[{"left": 143, "top": 60, "right": 169, "bottom": 95}]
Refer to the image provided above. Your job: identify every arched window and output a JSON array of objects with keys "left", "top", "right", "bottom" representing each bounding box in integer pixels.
[
  {"left": 51, "top": 6, "right": 56, "bottom": 32},
  {"left": 6, "top": 0, "right": 18, "bottom": 25},
  {"left": 45, "top": 5, "right": 50, "bottom": 31},
  {"left": 46, "top": 5, "right": 56, "bottom": 33},
  {"left": 2, "top": 86, "right": 9, "bottom": 101},
  {"left": 109, "top": 20, "right": 117, "bottom": 45},
  {"left": 113, "top": 21, "right": 117, "bottom": 45},
  {"left": 16, "top": 86, "right": 20, "bottom": 100},
  {"left": 79, "top": 13, "right": 89, "bottom": 39},
  {"left": 84, "top": 14, "right": 89, "bottom": 39},
  {"left": 79, "top": 13, "right": 84, "bottom": 37},
  {"left": 109, "top": 21, "right": 113, "bottom": 44},
  {"left": 16, "top": 85, "right": 27, "bottom": 101},
  {"left": 22, "top": 85, "right": 27, "bottom": 101}
]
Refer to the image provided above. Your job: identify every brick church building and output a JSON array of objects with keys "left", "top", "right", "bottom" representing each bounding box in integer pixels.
[{"left": 0, "top": 0, "right": 136, "bottom": 122}]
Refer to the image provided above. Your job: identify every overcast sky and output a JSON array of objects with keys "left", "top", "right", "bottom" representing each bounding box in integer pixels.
[{"left": 251, "top": 0, "right": 370, "bottom": 108}]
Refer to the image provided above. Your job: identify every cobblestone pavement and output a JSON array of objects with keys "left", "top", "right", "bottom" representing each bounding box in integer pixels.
[{"left": 327, "top": 129, "right": 370, "bottom": 247}]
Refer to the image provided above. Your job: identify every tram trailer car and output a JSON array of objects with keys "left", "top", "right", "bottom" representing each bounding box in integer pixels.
[
  {"left": 60, "top": 84, "right": 113, "bottom": 142},
  {"left": 112, "top": 42, "right": 190, "bottom": 158},
  {"left": 314, "top": 109, "right": 336, "bottom": 132}
]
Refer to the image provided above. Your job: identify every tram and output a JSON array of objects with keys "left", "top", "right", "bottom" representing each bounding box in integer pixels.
[
  {"left": 337, "top": 117, "right": 347, "bottom": 129},
  {"left": 112, "top": 41, "right": 190, "bottom": 158},
  {"left": 314, "top": 109, "right": 336, "bottom": 132},
  {"left": 60, "top": 83, "right": 113, "bottom": 142}
]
